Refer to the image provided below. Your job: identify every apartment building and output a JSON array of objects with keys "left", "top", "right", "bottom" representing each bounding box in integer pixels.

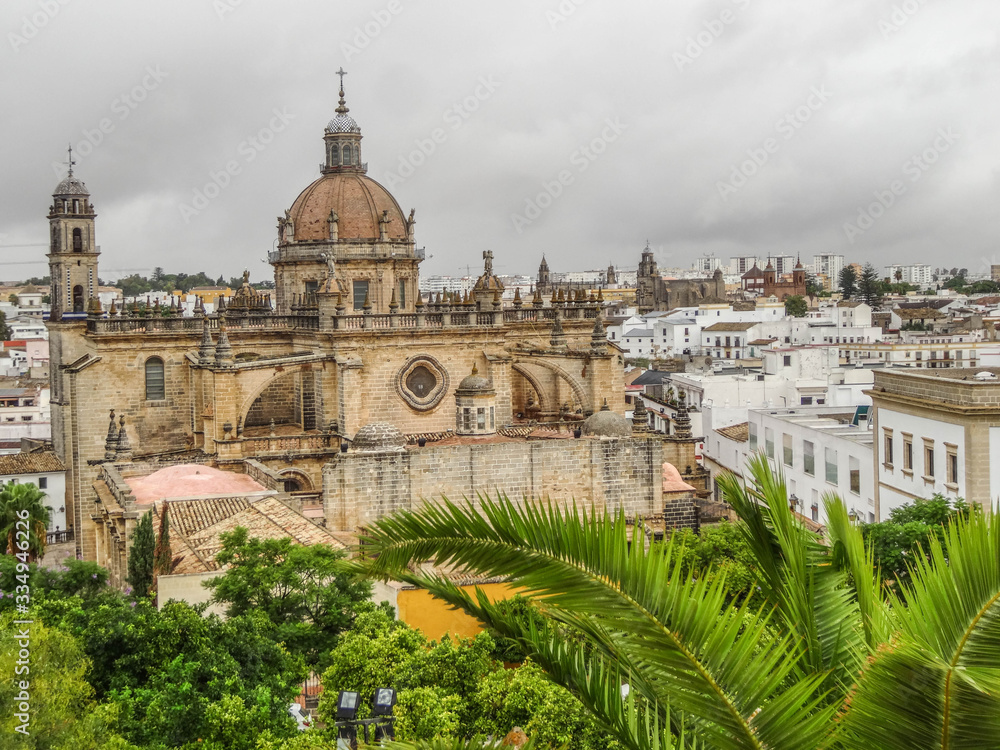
[{"left": 870, "top": 368, "right": 1000, "bottom": 515}]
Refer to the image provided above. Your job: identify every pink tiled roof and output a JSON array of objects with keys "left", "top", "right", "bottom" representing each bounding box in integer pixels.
[{"left": 127, "top": 464, "right": 268, "bottom": 505}]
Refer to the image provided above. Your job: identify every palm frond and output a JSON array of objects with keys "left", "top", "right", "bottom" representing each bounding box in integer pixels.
[
  {"left": 716, "top": 455, "right": 865, "bottom": 685},
  {"left": 823, "top": 494, "right": 892, "bottom": 650},
  {"left": 357, "top": 494, "right": 838, "bottom": 750},
  {"left": 837, "top": 509, "right": 1000, "bottom": 749}
]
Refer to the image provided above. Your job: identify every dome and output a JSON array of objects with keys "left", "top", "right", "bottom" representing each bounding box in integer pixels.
[
  {"left": 352, "top": 422, "right": 406, "bottom": 453},
  {"left": 287, "top": 173, "right": 408, "bottom": 242},
  {"left": 582, "top": 404, "right": 632, "bottom": 438},
  {"left": 457, "top": 365, "right": 492, "bottom": 393},
  {"left": 54, "top": 175, "right": 90, "bottom": 196},
  {"left": 326, "top": 114, "right": 361, "bottom": 134}
]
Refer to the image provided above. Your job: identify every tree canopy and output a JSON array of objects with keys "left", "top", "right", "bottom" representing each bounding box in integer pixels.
[
  {"left": 784, "top": 294, "right": 808, "bottom": 317},
  {"left": 204, "top": 527, "right": 374, "bottom": 668},
  {"left": 838, "top": 266, "right": 858, "bottom": 299}
]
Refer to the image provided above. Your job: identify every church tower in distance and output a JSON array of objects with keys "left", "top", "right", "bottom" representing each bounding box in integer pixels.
[{"left": 48, "top": 148, "right": 100, "bottom": 320}]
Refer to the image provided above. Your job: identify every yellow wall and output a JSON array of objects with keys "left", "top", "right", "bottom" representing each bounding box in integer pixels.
[{"left": 396, "top": 582, "right": 517, "bottom": 641}]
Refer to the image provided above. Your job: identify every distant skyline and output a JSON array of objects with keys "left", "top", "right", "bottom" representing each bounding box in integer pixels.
[{"left": 2, "top": 1, "right": 998, "bottom": 283}]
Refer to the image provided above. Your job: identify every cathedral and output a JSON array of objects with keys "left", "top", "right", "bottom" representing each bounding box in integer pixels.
[{"left": 45, "top": 77, "right": 705, "bottom": 580}]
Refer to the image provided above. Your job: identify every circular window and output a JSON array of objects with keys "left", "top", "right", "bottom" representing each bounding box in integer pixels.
[{"left": 396, "top": 356, "right": 449, "bottom": 411}]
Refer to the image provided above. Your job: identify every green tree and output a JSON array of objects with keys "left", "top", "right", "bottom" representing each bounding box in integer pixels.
[
  {"left": 839, "top": 266, "right": 858, "bottom": 299},
  {"left": 805, "top": 273, "right": 823, "bottom": 297},
  {"left": 47, "top": 595, "right": 305, "bottom": 748},
  {"left": 205, "top": 528, "right": 374, "bottom": 667},
  {"left": 153, "top": 504, "right": 172, "bottom": 577},
  {"left": 860, "top": 494, "right": 969, "bottom": 590},
  {"left": 8, "top": 293, "right": 19, "bottom": 305},
  {"left": 41, "top": 295, "right": 50, "bottom": 305},
  {"left": 0, "top": 310, "right": 11, "bottom": 341},
  {"left": 357, "top": 457, "right": 1000, "bottom": 750},
  {"left": 784, "top": 294, "right": 808, "bottom": 317},
  {"left": 0, "top": 614, "right": 133, "bottom": 749},
  {"left": 858, "top": 262, "right": 885, "bottom": 310},
  {"left": 127, "top": 511, "right": 155, "bottom": 597},
  {"left": 0, "top": 482, "right": 51, "bottom": 561}
]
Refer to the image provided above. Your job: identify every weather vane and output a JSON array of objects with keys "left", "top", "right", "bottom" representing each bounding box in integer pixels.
[{"left": 65, "top": 143, "right": 76, "bottom": 176}]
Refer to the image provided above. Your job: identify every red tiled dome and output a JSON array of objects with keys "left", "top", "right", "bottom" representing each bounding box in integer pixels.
[{"left": 287, "top": 173, "right": 408, "bottom": 242}]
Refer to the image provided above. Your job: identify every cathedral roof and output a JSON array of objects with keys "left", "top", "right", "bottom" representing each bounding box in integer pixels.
[
  {"left": 352, "top": 422, "right": 407, "bottom": 453},
  {"left": 287, "top": 172, "right": 408, "bottom": 242},
  {"left": 53, "top": 174, "right": 90, "bottom": 196}
]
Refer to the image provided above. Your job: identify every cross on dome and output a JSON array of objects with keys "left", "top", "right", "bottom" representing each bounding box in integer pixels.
[{"left": 65, "top": 143, "right": 76, "bottom": 176}]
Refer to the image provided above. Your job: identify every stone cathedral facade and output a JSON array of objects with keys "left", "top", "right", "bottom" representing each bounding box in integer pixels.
[{"left": 45, "top": 80, "right": 704, "bottom": 577}]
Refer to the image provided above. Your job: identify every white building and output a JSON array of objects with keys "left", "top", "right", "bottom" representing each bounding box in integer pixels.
[
  {"left": 0, "top": 386, "right": 51, "bottom": 447},
  {"left": 813, "top": 255, "right": 845, "bottom": 290},
  {"left": 695, "top": 256, "right": 723, "bottom": 274},
  {"left": 885, "top": 264, "right": 934, "bottom": 287},
  {"left": 703, "top": 404, "right": 875, "bottom": 524},
  {"left": 870, "top": 368, "right": 1000, "bottom": 517},
  {"left": 0, "top": 449, "right": 67, "bottom": 534},
  {"left": 730, "top": 256, "right": 760, "bottom": 275}
]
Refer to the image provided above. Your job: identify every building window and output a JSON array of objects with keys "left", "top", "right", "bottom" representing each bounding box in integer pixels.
[
  {"left": 803, "top": 440, "right": 815, "bottom": 476},
  {"left": 38, "top": 477, "right": 47, "bottom": 489},
  {"left": 748, "top": 423, "right": 758, "bottom": 451},
  {"left": 903, "top": 435, "right": 913, "bottom": 472},
  {"left": 924, "top": 441, "right": 935, "bottom": 479},
  {"left": 72, "top": 227, "right": 83, "bottom": 252},
  {"left": 352, "top": 280, "right": 369, "bottom": 310},
  {"left": 849, "top": 456, "right": 861, "bottom": 494},
  {"left": 800, "top": 396, "right": 813, "bottom": 406},
  {"left": 342, "top": 144, "right": 352, "bottom": 165},
  {"left": 811, "top": 504, "right": 819, "bottom": 522},
  {"left": 883, "top": 429, "right": 894, "bottom": 467},
  {"left": 477, "top": 408, "right": 486, "bottom": 430},
  {"left": 946, "top": 445, "right": 958, "bottom": 485},
  {"left": 765, "top": 428, "right": 774, "bottom": 459},
  {"left": 783, "top": 355, "right": 792, "bottom": 366},
  {"left": 782, "top": 433, "right": 793, "bottom": 467},
  {"left": 145, "top": 357, "right": 165, "bottom": 400},
  {"left": 825, "top": 447, "right": 838, "bottom": 485}
]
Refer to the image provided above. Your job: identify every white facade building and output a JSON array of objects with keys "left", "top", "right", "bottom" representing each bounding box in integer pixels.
[
  {"left": 885, "top": 264, "right": 934, "bottom": 286},
  {"left": 813, "top": 255, "right": 845, "bottom": 290},
  {"left": 703, "top": 405, "right": 875, "bottom": 524},
  {"left": 0, "top": 450, "right": 67, "bottom": 533}
]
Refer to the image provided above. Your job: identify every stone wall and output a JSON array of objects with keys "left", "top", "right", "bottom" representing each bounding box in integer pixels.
[{"left": 323, "top": 436, "right": 664, "bottom": 531}]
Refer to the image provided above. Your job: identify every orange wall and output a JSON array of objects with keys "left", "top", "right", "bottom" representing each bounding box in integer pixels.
[{"left": 396, "top": 583, "right": 517, "bottom": 641}]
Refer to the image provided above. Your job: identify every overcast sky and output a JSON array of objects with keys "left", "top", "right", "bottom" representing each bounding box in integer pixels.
[{"left": 2, "top": 0, "right": 998, "bottom": 283}]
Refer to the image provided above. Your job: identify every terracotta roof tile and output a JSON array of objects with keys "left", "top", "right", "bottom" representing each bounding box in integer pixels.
[
  {"left": 0, "top": 451, "right": 65, "bottom": 476},
  {"left": 715, "top": 422, "right": 749, "bottom": 442}
]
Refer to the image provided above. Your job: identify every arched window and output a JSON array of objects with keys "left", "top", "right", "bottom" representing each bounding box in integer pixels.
[
  {"left": 330, "top": 144, "right": 339, "bottom": 165},
  {"left": 342, "top": 144, "right": 352, "bottom": 165},
  {"left": 72, "top": 228, "right": 83, "bottom": 252},
  {"left": 72, "top": 285, "right": 84, "bottom": 313},
  {"left": 353, "top": 144, "right": 359, "bottom": 164},
  {"left": 145, "top": 357, "right": 165, "bottom": 400}
]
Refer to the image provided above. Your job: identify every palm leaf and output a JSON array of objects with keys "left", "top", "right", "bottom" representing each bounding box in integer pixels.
[
  {"left": 716, "top": 455, "right": 865, "bottom": 687},
  {"left": 357, "top": 494, "right": 838, "bottom": 750},
  {"left": 838, "top": 509, "right": 1000, "bottom": 749}
]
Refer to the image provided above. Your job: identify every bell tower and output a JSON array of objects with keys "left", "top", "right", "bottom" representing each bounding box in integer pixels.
[{"left": 48, "top": 147, "right": 100, "bottom": 319}]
